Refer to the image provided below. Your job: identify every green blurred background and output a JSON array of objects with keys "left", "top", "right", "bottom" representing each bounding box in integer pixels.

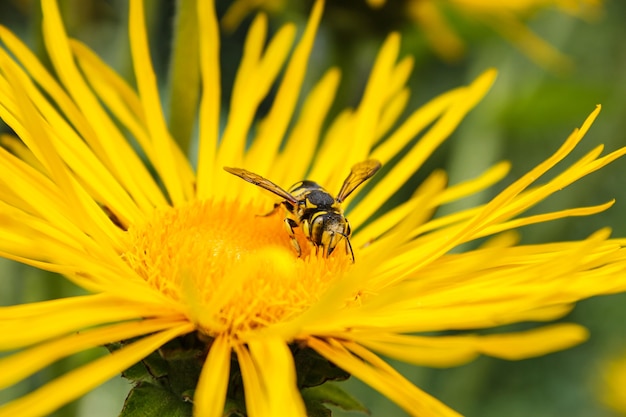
[{"left": 1, "top": 0, "right": 626, "bottom": 416}]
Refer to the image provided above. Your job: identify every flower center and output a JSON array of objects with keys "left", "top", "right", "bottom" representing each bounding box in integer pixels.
[{"left": 123, "top": 199, "right": 351, "bottom": 336}]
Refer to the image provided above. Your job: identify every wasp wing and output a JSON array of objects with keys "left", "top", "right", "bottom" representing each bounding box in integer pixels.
[
  {"left": 224, "top": 167, "right": 300, "bottom": 205},
  {"left": 336, "top": 159, "right": 381, "bottom": 203}
]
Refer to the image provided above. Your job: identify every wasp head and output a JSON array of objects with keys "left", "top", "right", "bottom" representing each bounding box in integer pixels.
[{"left": 309, "top": 212, "right": 352, "bottom": 260}]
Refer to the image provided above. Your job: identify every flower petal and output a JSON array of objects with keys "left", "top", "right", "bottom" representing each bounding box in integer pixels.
[
  {"left": 0, "top": 294, "right": 182, "bottom": 349},
  {"left": 309, "top": 338, "right": 462, "bottom": 417},
  {"left": 129, "top": 0, "right": 193, "bottom": 204},
  {"left": 194, "top": 335, "right": 231, "bottom": 417},
  {"left": 196, "top": 0, "right": 221, "bottom": 197},
  {"left": 244, "top": 0, "right": 324, "bottom": 174},
  {"left": 0, "top": 317, "right": 185, "bottom": 388},
  {"left": 352, "top": 323, "right": 589, "bottom": 367},
  {"left": 0, "top": 323, "right": 193, "bottom": 417},
  {"left": 39, "top": 0, "right": 165, "bottom": 211}
]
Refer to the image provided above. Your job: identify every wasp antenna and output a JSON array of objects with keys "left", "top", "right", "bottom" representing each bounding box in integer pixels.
[{"left": 337, "top": 232, "right": 355, "bottom": 263}]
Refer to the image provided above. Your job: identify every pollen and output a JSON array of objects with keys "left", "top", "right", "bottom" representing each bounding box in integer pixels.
[{"left": 122, "top": 199, "right": 352, "bottom": 336}]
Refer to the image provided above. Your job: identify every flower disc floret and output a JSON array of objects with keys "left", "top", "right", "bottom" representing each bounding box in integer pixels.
[{"left": 123, "top": 199, "right": 352, "bottom": 336}]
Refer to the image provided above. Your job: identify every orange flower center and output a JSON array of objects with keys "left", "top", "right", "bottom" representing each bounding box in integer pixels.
[{"left": 123, "top": 199, "right": 352, "bottom": 337}]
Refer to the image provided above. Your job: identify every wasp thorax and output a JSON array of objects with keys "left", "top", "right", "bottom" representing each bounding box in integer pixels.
[{"left": 304, "top": 189, "right": 335, "bottom": 207}]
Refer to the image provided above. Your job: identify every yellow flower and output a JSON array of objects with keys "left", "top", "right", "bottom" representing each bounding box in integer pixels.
[
  {"left": 601, "top": 350, "right": 626, "bottom": 414},
  {"left": 0, "top": 1, "right": 625, "bottom": 417},
  {"left": 224, "top": 0, "right": 602, "bottom": 71},
  {"left": 399, "top": 0, "right": 602, "bottom": 70}
]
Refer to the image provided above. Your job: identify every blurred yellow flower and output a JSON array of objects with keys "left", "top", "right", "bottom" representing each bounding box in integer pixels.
[
  {"left": 0, "top": 0, "right": 625, "bottom": 417},
  {"left": 398, "top": 0, "right": 602, "bottom": 70},
  {"left": 224, "top": 0, "right": 602, "bottom": 71},
  {"left": 601, "top": 350, "right": 626, "bottom": 414}
]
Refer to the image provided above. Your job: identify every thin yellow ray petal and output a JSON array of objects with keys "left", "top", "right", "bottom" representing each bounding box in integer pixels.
[
  {"left": 0, "top": 210, "right": 91, "bottom": 264},
  {"left": 196, "top": 0, "right": 221, "bottom": 199},
  {"left": 234, "top": 343, "right": 267, "bottom": 417},
  {"left": 272, "top": 67, "right": 341, "bottom": 184},
  {"left": 216, "top": 15, "right": 296, "bottom": 189},
  {"left": 351, "top": 170, "right": 447, "bottom": 248},
  {"left": 478, "top": 106, "right": 600, "bottom": 215},
  {"left": 398, "top": 106, "right": 604, "bottom": 271},
  {"left": 129, "top": 0, "right": 191, "bottom": 205},
  {"left": 475, "top": 201, "right": 614, "bottom": 238},
  {"left": 353, "top": 323, "right": 588, "bottom": 368},
  {"left": 369, "top": 161, "right": 508, "bottom": 242},
  {"left": 311, "top": 33, "right": 407, "bottom": 193},
  {"left": 0, "top": 134, "right": 43, "bottom": 171},
  {"left": 354, "top": 333, "right": 481, "bottom": 368},
  {"left": 491, "top": 146, "right": 626, "bottom": 227},
  {"left": 221, "top": 0, "right": 259, "bottom": 32},
  {"left": 369, "top": 87, "right": 460, "bottom": 165},
  {"left": 231, "top": 13, "right": 267, "bottom": 111},
  {"left": 0, "top": 50, "right": 147, "bottom": 227},
  {"left": 355, "top": 247, "right": 623, "bottom": 333},
  {"left": 280, "top": 181, "right": 448, "bottom": 338},
  {"left": 477, "top": 323, "right": 589, "bottom": 360},
  {"left": 0, "top": 224, "right": 166, "bottom": 302},
  {"left": 217, "top": 14, "right": 271, "bottom": 172},
  {"left": 0, "top": 55, "right": 121, "bottom": 250},
  {"left": 69, "top": 41, "right": 146, "bottom": 128},
  {"left": 0, "top": 294, "right": 182, "bottom": 349},
  {"left": 307, "top": 109, "right": 356, "bottom": 183},
  {"left": 437, "top": 161, "right": 510, "bottom": 205},
  {"left": 354, "top": 233, "right": 613, "bottom": 310},
  {"left": 71, "top": 39, "right": 194, "bottom": 196},
  {"left": 244, "top": 0, "right": 324, "bottom": 174},
  {"left": 386, "top": 56, "right": 414, "bottom": 106},
  {"left": 0, "top": 323, "right": 194, "bottom": 417},
  {"left": 248, "top": 338, "right": 307, "bottom": 417},
  {"left": 374, "top": 87, "right": 410, "bottom": 143},
  {"left": 308, "top": 338, "right": 462, "bottom": 417},
  {"left": 0, "top": 317, "right": 185, "bottom": 389},
  {"left": 348, "top": 32, "right": 402, "bottom": 166},
  {"left": 349, "top": 70, "right": 497, "bottom": 226},
  {"left": 0, "top": 147, "right": 84, "bottom": 236},
  {"left": 39, "top": 1, "right": 166, "bottom": 211},
  {"left": 390, "top": 235, "right": 613, "bottom": 304},
  {"left": 407, "top": 0, "right": 466, "bottom": 60},
  {"left": 341, "top": 302, "right": 576, "bottom": 334},
  {"left": 194, "top": 335, "right": 231, "bottom": 417},
  {"left": 479, "top": 10, "right": 571, "bottom": 72},
  {"left": 478, "top": 230, "right": 520, "bottom": 249}
]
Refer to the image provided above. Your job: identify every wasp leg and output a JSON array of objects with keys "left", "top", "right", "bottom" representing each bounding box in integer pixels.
[
  {"left": 257, "top": 203, "right": 281, "bottom": 217},
  {"left": 284, "top": 218, "right": 301, "bottom": 257},
  {"left": 345, "top": 237, "right": 355, "bottom": 263}
]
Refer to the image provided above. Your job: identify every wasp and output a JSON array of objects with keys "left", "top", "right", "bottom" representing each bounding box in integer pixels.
[{"left": 224, "top": 159, "right": 381, "bottom": 262}]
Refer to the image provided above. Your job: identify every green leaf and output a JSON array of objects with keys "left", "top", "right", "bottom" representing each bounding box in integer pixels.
[
  {"left": 293, "top": 347, "right": 350, "bottom": 388},
  {"left": 166, "top": 0, "right": 200, "bottom": 153},
  {"left": 303, "top": 399, "right": 332, "bottom": 417},
  {"left": 120, "top": 384, "right": 192, "bottom": 417},
  {"left": 223, "top": 398, "right": 247, "bottom": 417},
  {"left": 303, "top": 383, "right": 369, "bottom": 414}
]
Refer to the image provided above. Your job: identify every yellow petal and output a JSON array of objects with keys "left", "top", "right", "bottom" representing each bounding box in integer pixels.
[
  {"left": 309, "top": 338, "right": 462, "bottom": 417},
  {"left": 196, "top": 0, "right": 221, "bottom": 198},
  {"left": 0, "top": 294, "right": 181, "bottom": 349},
  {"left": 0, "top": 324, "right": 193, "bottom": 417},
  {"left": 0, "top": 317, "right": 185, "bottom": 388},
  {"left": 194, "top": 335, "right": 231, "bottom": 417},
  {"left": 353, "top": 323, "right": 588, "bottom": 367},
  {"left": 245, "top": 0, "right": 324, "bottom": 175},
  {"left": 128, "top": 0, "right": 191, "bottom": 204}
]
